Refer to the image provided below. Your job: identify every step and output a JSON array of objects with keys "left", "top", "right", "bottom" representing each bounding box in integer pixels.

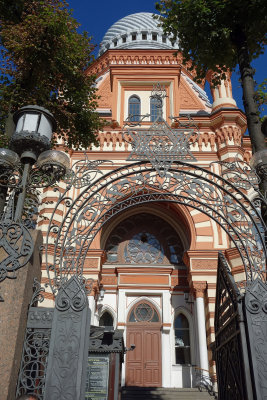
[{"left": 121, "top": 387, "right": 216, "bottom": 400}]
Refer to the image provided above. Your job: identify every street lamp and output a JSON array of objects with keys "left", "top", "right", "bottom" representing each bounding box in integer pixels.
[
  {"left": 0, "top": 105, "right": 70, "bottom": 282},
  {"left": 0, "top": 105, "right": 70, "bottom": 222}
]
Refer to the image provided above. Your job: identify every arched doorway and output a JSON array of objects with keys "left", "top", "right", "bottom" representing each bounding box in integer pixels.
[{"left": 126, "top": 300, "right": 162, "bottom": 387}]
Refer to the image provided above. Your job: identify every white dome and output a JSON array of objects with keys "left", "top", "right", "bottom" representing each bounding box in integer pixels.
[{"left": 98, "top": 12, "right": 179, "bottom": 57}]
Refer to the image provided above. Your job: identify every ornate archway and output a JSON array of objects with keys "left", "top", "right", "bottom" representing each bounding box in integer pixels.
[
  {"left": 12, "top": 86, "right": 267, "bottom": 399},
  {"left": 44, "top": 159, "right": 266, "bottom": 293}
]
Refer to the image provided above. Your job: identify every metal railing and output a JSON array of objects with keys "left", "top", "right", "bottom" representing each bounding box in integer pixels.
[{"left": 193, "top": 366, "right": 217, "bottom": 398}]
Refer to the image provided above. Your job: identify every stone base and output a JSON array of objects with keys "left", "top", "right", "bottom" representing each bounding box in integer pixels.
[{"left": 0, "top": 230, "right": 42, "bottom": 400}]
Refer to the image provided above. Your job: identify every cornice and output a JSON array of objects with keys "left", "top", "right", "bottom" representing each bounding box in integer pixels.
[
  {"left": 209, "top": 108, "right": 247, "bottom": 133},
  {"left": 87, "top": 49, "right": 198, "bottom": 81}
]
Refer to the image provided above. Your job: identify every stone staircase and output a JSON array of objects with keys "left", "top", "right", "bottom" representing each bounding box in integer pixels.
[{"left": 121, "top": 387, "right": 217, "bottom": 400}]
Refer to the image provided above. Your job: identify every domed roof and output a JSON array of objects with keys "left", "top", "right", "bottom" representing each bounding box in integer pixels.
[{"left": 98, "top": 12, "right": 179, "bottom": 57}]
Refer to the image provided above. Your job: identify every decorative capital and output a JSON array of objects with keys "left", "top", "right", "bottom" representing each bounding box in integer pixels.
[{"left": 192, "top": 281, "right": 207, "bottom": 298}]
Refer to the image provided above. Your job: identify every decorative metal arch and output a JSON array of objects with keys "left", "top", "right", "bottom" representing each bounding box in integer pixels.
[{"left": 43, "top": 159, "right": 266, "bottom": 293}]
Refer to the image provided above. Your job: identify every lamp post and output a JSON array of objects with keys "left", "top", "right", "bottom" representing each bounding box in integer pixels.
[{"left": 0, "top": 105, "right": 70, "bottom": 282}]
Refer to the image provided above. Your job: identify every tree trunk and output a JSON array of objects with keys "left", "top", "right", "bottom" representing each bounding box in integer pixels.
[
  {"left": 235, "top": 31, "right": 265, "bottom": 154},
  {"left": 234, "top": 31, "right": 267, "bottom": 229}
]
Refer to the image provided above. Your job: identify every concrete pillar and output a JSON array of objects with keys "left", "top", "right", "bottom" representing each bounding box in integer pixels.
[{"left": 0, "top": 230, "right": 42, "bottom": 400}]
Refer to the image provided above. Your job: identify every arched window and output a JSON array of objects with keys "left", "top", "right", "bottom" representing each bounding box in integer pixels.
[
  {"left": 128, "top": 95, "right": 141, "bottom": 122},
  {"left": 174, "top": 313, "right": 191, "bottom": 364},
  {"left": 150, "top": 96, "right": 163, "bottom": 122},
  {"left": 128, "top": 302, "right": 160, "bottom": 323},
  {"left": 104, "top": 213, "right": 184, "bottom": 265},
  {"left": 99, "top": 311, "right": 114, "bottom": 327}
]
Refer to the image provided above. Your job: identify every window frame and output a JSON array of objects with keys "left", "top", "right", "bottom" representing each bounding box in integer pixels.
[
  {"left": 128, "top": 95, "right": 141, "bottom": 122},
  {"left": 174, "top": 312, "right": 192, "bottom": 366},
  {"left": 150, "top": 96, "right": 163, "bottom": 122},
  {"left": 99, "top": 310, "right": 114, "bottom": 327}
]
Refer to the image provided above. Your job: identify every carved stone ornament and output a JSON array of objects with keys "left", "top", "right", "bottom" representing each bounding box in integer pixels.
[
  {"left": 245, "top": 279, "right": 267, "bottom": 400},
  {"left": 44, "top": 275, "right": 90, "bottom": 400},
  {"left": 55, "top": 275, "right": 87, "bottom": 312},
  {"left": 245, "top": 279, "right": 267, "bottom": 315}
]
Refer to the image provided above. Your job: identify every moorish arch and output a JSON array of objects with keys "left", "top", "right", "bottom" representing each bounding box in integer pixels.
[
  {"left": 100, "top": 203, "right": 194, "bottom": 263},
  {"left": 43, "top": 160, "right": 266, "bottom": 293}
]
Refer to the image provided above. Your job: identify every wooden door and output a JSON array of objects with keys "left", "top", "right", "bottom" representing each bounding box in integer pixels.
[
  {"left": 143, "top": 329, "right": 161, "bottom": 386},
  {"left": 126, "top": 301, "right": 162, "bottom": 387}
]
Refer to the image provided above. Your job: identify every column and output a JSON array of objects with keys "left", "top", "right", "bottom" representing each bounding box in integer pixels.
[
  {"left": 193, "top": 282, "right": 209, "bottom": 372},
  {"left": 117, "top": 290, "right": 126, "bottom": 386},
  {"left": 88, "top": 295, "right": 96, "bottom": 325},
  {"left": 162, "top": 291, "right": 172, "bottom": 387},
  {"left": 206, "top": 70, "right": 237, "bottom": 111}
]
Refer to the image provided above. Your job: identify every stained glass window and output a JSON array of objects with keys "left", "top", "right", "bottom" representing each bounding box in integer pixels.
[
  {"left": 124, "top": 232, "right": 164, "bottom": 264},
  {"left": 129, "top": 302, "right": 159, "bottom": 323},
  {"left": 105, "top": 213, "right": 184, "bottom": 265}
]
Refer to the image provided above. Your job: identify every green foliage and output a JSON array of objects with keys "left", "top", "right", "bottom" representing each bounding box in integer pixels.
[
  {"left": 255, "top": 79, "right": 267, "bottom": 119},
  {"left": 0, "top": 0, "right": 25, "bottom": 23},
  {"left": 0, "top": 0, "right": 103, "bottom": 150},
  {"left": 155, "top": 0, "right": 267, "bottom": 84}
]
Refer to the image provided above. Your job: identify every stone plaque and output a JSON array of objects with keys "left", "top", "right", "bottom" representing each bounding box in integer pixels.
[{"left": 85, "top": 356, "right": 109, "bottom": 400}]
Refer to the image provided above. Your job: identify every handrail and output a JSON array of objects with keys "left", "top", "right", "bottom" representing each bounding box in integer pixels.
[{"left": 193, "top": 366, "right": 217, "bottom": 399}]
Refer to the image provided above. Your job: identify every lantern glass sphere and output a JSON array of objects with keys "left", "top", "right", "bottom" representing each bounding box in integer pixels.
[
  {"left": 37, "top": 150, "right": 70, "bottom": 170},
  {"left": 0, "top": 148, "right": 20, "bottom": 169}
]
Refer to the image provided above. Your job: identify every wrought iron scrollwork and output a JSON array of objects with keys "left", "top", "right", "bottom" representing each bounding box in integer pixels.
[
  {"left": 30, "top": 278, "right": 46, "bottom": 306},
  {"left": 42, "top": 157, "right": 266, "bottom": 293},
  {"left": 0, "top": 219, "right": 33, "bottom": 282},
  {"left": 16, "top": 279, "right": 53, "bottom": 399},
  {"left": 0, "top": 151, "right": 106, "bottom": 283},
  {"left": 123, "top": 113, "right": 199, "bottom": 177},
  {"left": 0, "top": 162, "right": 65, "bottom": 191},
  {"left": 16, "top": 328, "right": 51, "bottom": 400}
]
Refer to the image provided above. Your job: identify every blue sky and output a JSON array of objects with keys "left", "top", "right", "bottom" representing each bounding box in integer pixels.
[{"left": 68, "top": 0, "right": 266, "bottom": 115}]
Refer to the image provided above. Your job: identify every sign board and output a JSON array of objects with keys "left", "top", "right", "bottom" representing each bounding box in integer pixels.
[{"left": 85, "top": 355, "right": 109, "bottom": 400}]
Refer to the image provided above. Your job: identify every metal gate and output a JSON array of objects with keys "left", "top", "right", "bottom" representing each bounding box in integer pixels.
[
  {"left": 215, "top": 253, "right": 267, "bottom": 400},
  {"left": 215, "top": 253, "right": 253, "bottom": 400},
  {"left": 16, "top": 276, "right": 91, "bottom": 400}
]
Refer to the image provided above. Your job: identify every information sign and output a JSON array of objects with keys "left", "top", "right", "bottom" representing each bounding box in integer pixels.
[{"left": 85, "top": 355, "right": 109, "bottom": 400}]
